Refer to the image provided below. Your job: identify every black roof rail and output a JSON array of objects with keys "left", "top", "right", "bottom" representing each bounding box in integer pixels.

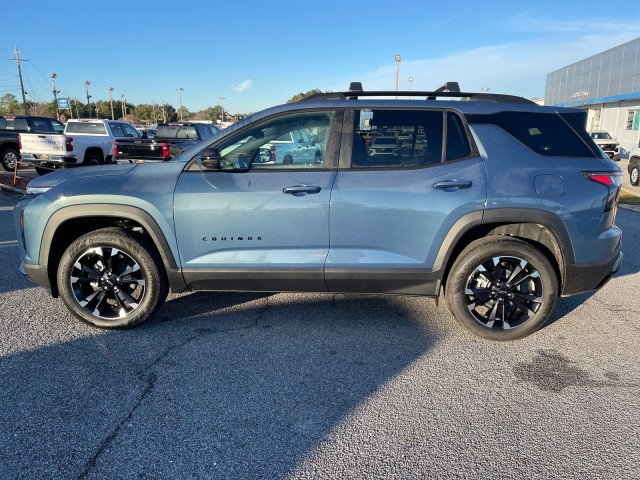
[{"left": 300, "top": 82, "right": 535, "bottom": 105}]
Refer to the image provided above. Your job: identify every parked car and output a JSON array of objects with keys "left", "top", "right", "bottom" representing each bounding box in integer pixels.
[
  {"left": 628, "top": 139, "right": 640, "bottom": 186},
  {"left": 368, "top": 136, "right": 400, "bottom": 162},
  {"left": 261, "top": 128, "right": 322, "bottom": 164},
  {"left": 14, "top": 82, "right": 623, "bottom": 341},
  {"left": 19, "top": 118, "right": 142, "bottom": 175},
  {"left": 115, "top": 122, "right": 220, "bottom": 162},
  {"left": 0, "top": 115, "right": 65, "bottom": 171},
  {"left": 589, "top": 131, "right": 620, "bottom": 160}
]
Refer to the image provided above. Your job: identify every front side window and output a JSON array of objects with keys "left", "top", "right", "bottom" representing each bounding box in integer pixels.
[
  {"left": 192, "top": 111, "right": 333, "bottom": 171},
  {"left": 121, "top": 123, "right": 140, "bottom": 138},
  {"left": 352, "top": 109, "right": 447, "bottom": 168}
]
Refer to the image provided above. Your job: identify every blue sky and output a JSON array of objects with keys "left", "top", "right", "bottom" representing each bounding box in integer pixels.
[{"left": 2, "top": 1, "right": 639, "bottom": 114}]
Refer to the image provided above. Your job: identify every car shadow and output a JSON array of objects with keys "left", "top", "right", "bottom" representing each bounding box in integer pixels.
[{"left": 0, "top": 292, "right": 444, "bottom": 478}]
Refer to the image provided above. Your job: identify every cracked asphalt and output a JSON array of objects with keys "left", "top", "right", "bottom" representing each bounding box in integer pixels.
[{"left": 1, "top": 191, "right": 639, "bottom": 479}]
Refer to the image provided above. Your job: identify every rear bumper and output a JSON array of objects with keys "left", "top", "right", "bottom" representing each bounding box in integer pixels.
[{"left": 562, "top": 247, "right": 623, "bottom": 296}]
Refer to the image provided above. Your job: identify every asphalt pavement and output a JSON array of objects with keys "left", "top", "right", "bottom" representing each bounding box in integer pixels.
[{"left": 0, "top": 176, "right": 638, "bottom": 479}]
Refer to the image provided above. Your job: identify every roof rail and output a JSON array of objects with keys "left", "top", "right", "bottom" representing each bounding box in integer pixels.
[{"left": 301, "top": 82, "right": 535, "bottom": 105}]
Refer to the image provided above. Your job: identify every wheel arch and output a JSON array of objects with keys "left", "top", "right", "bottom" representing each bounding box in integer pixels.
[
  {"left": 40, "top": 204, "right": 186, "bottom": 297},
  {"left": 437, "top": 208, "right": 572, "bottom": 294},
  {"left": 83, "top": 147, "right": 104, "bottom": 163}
]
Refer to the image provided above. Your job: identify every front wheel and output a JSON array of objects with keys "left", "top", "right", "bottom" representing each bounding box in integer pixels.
[
  {"left": 1, "top": 147, "right": 18, "bottom": 171},
  {"left": 630, "top": 165, "right": 639, "bottom": 186},
  {"left": 445, "top": 237, "right": 558, "bottom": 341},
  {"left": 57, "top": 227, "right": 168, "bottom": 328}
]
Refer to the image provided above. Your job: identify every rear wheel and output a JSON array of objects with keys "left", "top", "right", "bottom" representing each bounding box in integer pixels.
[
  {"left": 57, "top": 227, "right": 168, "bottom": 328},
  {"left": 630, "top": 165, "right": 639, "bottom": 186},
  {"left": 1, "top": 147, "right": 18, "bottom": 171},
  {"left": 82, "top": 152, "right": 102, "bottom": 166},
  {"left": 445, "top": 237, "right": 558, "bottom": 341}
]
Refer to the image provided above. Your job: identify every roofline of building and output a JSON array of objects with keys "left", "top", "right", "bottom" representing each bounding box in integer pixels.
[{"left": 553, "top": 91, "right": 640, "bottom": 108}]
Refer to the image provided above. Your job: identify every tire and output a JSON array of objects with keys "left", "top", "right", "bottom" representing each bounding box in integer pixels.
[
  {"left": 35, "top": 166, "right": 54, "bottom": 176},
  {"left": 1, "top": 147, "right": 18, "bottom": 172},
  {"left": 630, "top": 165, "right": 639, "bottom": 187},
  {"left": 445, "top": 237, "right": 558, "bottom": 341},
  {"left": 283, "top": 154, "right": 293, "bottom": 164},
  {"left": 57, "top": 227, "right": 169, "bottom": 328},
  {"left": 82, "top": 152, "right": 102, "bottom": 166}
]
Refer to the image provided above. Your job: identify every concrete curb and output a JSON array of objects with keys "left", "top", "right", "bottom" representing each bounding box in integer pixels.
[{"left": 0, "top": 183, "right": 26, "bottom": 195}]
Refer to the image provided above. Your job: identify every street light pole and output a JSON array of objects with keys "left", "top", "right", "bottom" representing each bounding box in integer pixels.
[
  {"left": 109, "top": 87, "right": 115, "bottom": 120},
  {"left": 395, "top": 55, "right": 401, "bottom": 99},
  {"left": 408, "top": 76, "right": 413, "bottom": 91},
  {"left": 219, "top": 97, "right": 226, "bottom": 124},
  {"left": 121, "top": 95, "right": 127, "bottom": 121},
  {"left": 177, "top": 87, "right": 184, "bottom": 121},
  {"left": 51, "top": 73, "right": 60, "bottom": 120},
  {"left": 84, "top": 80, "right": 92, "bottom": 118}
]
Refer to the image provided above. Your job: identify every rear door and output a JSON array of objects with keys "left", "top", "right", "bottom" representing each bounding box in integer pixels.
[
  {"left": 326, "top": 108, "right": 487, "bottom": 295},
  {"left": 173, "top": 109, "right": 342, "bottom": 292}
]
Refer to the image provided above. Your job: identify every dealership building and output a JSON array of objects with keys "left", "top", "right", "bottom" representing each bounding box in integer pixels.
[{"left": 545, "top": 36, "right": 640, "bottom": 156}]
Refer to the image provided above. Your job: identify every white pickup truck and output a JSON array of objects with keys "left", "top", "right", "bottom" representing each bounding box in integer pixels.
[{"left": 19, "top": 118, "right": 143, "bottom": 175}]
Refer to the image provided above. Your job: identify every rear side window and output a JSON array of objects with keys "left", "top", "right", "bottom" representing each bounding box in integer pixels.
[
  {"left": 31, "top": 119, "right": 52, "bottom": 132},
  {"left": 352, "top": 109, "right": 446, "bottom": 168},
  {"left": 468, "top": 111, "right": 596, "bottom": 158}
]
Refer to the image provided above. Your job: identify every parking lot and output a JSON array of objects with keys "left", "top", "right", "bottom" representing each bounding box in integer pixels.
[{"left": 0, "top": 176, "right": 638, "bottom": 478}]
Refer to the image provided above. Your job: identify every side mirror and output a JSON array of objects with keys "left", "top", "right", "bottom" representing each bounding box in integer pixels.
[{"left": 197, "top": 148, "right": 222, "bottom": 170}]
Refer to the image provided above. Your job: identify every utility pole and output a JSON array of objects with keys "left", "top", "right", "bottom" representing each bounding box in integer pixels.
[
  {"left": 51, "top": 73, "right": 60, "bottom": 120},
  {"left": 219, "top": 97, "right": 226, "bottom": 124},
  {"left": 84, "top": 81, "right": 92, "bottom": 118},
  {"left": 109, "top": 87, "right": 115, "bottom": 120},
  {"left": 176, "top": 87, "right": 184, "bottom": 121},
  {"left": 9, "top": 46, "right": 29, "bottom": 115}
]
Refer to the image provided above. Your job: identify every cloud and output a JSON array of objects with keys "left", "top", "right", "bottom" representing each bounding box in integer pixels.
[
  {"left": 335, "top": 26, "right": 640, "bottom": 100},
  {"left": 233, "top": 79, "right": 253, "bottom": 92}
]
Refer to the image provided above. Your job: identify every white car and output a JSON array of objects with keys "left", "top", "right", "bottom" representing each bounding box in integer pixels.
[
  {"left": 589, "top": 131, "right": 620, "bottom": 160},
  {"left": 628, "top": 140, "right": 640, "bottom": 186}
]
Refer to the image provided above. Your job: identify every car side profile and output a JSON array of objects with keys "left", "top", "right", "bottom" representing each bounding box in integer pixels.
[{"left": 14, "top": 83, "right": 623, "bottom": 340}]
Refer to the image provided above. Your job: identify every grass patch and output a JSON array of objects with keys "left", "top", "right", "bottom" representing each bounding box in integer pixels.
[{"left": 619, "top": 188, "right": 640, "bottom": 205}]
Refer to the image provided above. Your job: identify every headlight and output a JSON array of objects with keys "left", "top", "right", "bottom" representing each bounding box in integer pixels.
[{"left": 26, "top": 186, "right": 52, "bottom": 195}]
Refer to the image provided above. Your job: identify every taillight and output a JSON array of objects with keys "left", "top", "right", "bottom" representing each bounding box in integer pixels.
[
  {"left": 583, "top": 171, "right": 622, "bottom": 213},
  {"left": 269, "top": 145, "right": 276, "bottom": 162},
  {"left": 162, "top": 142, "right": 170, "bottom": 159},
  {"left": 18, "top": 134, "right": 22, "bottom": 150},
  {"left": 113, "top": 140, "right": 118, "bottom": 158},
  {"left": 583, "top": 171, "right": 622, "bottom": 187},
  {"left": 66, "top": 137, "right": 73, "bottom": 152}
]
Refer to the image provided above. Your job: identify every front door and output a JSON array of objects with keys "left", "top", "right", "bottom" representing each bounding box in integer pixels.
[{"left": 173, "top": 110, "right": 341, "bottom": 292}]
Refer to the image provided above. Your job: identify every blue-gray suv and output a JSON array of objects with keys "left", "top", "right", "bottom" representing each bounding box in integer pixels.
[{"left": 14, "top": 83, "right": 623, "bottom": 340}]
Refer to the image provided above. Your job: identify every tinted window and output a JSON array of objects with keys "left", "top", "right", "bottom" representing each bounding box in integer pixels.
[
  {"left": 121, "top": 123, "right": 139, "bottom": 137},
  {"left": 467, "top": 111, "right": 596, "bottom": 158},
  {"left": 446, "top": 112, "right": 471, "bottom": 161},
  {"left": 65, "top": 122, "right": 107, "bottom": 134},
  {"left": 352, "top": 109, "right": 444, "bottom": 168},
  {"left": 51, "top": 120, "right": 65, "bottom": 133},
  {"left": 110, "top": 123, "right": 124, "bottom": 137},
  {"left": 31, "top": 119, "right": 52, "bottom": 132}
]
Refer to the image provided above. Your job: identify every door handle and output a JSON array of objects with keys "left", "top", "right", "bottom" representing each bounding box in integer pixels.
[
  {"left": 283, "top": 185, "right": 322, "bottom": 196},
  {"left": 433, "top": 180, "right": 472, "bottom": 191}
]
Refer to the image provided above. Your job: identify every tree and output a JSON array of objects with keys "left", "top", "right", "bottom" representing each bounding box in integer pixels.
[
  {"left": 287, "top": 89, "right": 323, "bottom": 103},
  {"left": 0, "top": 94, "right": 22, "bottom": 115}
]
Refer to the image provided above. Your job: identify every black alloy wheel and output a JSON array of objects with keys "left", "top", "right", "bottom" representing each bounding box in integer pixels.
[
  {"left": 446, "top": 237, "right": 558, "bottom": 341},
  {"left": 57, "top": 228, "right": 168, "bottom": 328}
]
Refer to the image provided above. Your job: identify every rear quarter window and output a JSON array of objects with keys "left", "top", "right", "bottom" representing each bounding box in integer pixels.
[{"left": 467, "top": 111, "right": 596, "bottom": 158}]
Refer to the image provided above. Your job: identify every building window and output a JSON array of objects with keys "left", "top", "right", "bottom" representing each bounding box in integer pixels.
[{"left": 626, "top": 110, "right": 640, "bottom": 130}]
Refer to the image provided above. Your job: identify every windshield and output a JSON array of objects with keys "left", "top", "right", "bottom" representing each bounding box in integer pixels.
[{"left": 591, "top": 132, "right": 612, "bottom": 139}]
